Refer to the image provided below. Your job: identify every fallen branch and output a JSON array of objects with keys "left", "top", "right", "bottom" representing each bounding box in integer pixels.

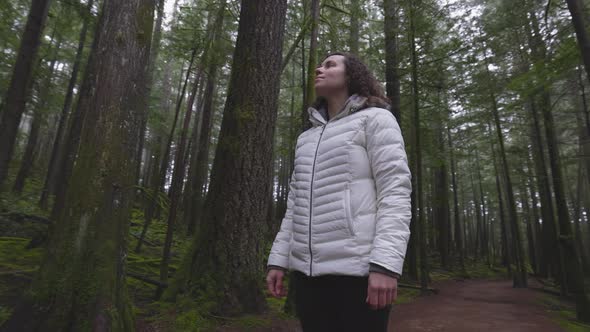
[
  {"left": 130, "top": 232, "right": 157, "bottom": 247},
  {"left": 0, "top": 212, "right": 51, "bottom": 224},
  {"left": 398, "top": 283, "right": 439, "bottom": 294},
  {"left": 127, "top": 271, "right": 167, "bottom": 288},
  {"left": 0, "top": 269, "right": 36, "bottom": 280}
]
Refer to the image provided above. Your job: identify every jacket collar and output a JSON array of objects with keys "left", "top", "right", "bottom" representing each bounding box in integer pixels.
[{"left": 307, "top": 94, "right": 368, "bottom": 127}]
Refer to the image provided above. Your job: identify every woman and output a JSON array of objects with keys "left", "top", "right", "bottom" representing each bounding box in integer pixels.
[{"left": 266, "top": 52, "right": 412, "bottom": 332}]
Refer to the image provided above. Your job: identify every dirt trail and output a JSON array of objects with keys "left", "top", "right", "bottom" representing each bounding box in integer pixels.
[{"left": 389, "top": 278, "right": 564, "bottom": 332}]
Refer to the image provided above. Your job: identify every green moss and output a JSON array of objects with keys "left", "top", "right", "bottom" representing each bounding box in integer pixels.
[
  {"left": 232, "top": 315, "right": 272, "bottom": 329},
  {"left": 0, "top": 306, "right": 12, "bottom": 325},
  {"left": 0, "top": 237, "right": 43, "bottom": 272},
  {"left": 539, "top": 293, "right": 590, "bottom": 332},
  {"left": 396, "top": 288, "right": 421, "bottom": 304}
]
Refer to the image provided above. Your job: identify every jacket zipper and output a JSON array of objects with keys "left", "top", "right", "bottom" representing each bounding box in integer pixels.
[{"left": 309, "top": 124, "right": 327, "bottom": 276}]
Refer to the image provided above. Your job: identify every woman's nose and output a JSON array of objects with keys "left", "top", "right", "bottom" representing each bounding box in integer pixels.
[{"left": 315, "top": 67, "right": 323, "bottom": 76}]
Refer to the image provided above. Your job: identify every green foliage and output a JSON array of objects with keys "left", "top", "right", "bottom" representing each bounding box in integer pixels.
[{"left": 0, "top": 177, "right": 47, "bottom": 217}]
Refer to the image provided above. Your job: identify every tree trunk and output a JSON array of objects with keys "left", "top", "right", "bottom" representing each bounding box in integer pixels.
[
  {"left": 166, "top": 0, "right": 288, "bottom": 315},
  {"left": 155, "top": 70, "right": 200, "bottom": 299},
  {"left": 136, "top": 49, "right": 197, "bottom": 251},
  {"left": 302, "top": 0, "right": 320, "bottom": 131},
  {"left": 409, "top": 0, "right": 429, "bottom": 291},
  {"left": 484, "top": 54, "right": 527, "bottom": 288},
  {"left": 577, "top": 65, "right": 590, "bottom": 229},
  {"left": 384, "top": 0, "right": 401, "bottom": 123},
  {"left": 13, "top": 36, "right": 61, "bottom": 194},
  {"left": 540, "top": 89, "right": 590, "bottom": 320},
  {"left": 491, "top": 138, "right": 512, "bottom": 277},
  {"left": 0, "top": 0, "right": 154, "bottom": 330},
  {"left": 566, "top": 0, "right": 590, "bottom": 85},
  {"left": 520, "top": 176, "right": 538, "bottom": 274},
  {"left": 433, "top": 96, "right": 449, "bottom": 269},
  {"left": 525, "top": 3, "right": 570, "bottom": 286},
  {"left": 0, "top": 0, "right": 52, "bottom": 189},
  {"left": 349, "top": 0, "right": 360, "bottom": 55},
  {"left": 185, "top": 0, "right": 227, "bottom": 235},
  {"left": 572, "top": 152, "right": 590, "bottom": 274},
  {"left": 475, "top": 151, "right": 490, "bottom": 264},
  {"left": 447, "top": 125, "right": 465, "bottom": 273},
  {"left": 526, "top": 154, "right": 543, "bottom": 275},
  {"left": 470, "top": 169, "right": 483, "bottom": 261},
  {"left": 39, "top": 0, "right": 94, "bottom": 209},
  {"left": 135, "top": 0, "right": 166, "bottom": 185}
]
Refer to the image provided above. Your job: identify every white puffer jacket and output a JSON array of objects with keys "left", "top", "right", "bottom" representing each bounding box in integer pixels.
[{"left": 268, "top": 95, "right": 412, "bottom": 277}]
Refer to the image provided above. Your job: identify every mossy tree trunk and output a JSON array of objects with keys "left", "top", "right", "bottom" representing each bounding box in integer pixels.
[
  {"left": 0, "top": 0, "right": 154, "bottom": 330},
  {"left": 167, "top": 0, "right": 288, "bottom": 315}
]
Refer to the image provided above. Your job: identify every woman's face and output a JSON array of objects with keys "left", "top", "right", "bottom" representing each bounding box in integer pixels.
[{"left": 314, "top": 55, "right": 348, "bottom": 97}]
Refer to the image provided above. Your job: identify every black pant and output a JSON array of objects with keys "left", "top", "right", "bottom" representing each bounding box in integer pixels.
[{"left": 292, "top": 270, "right": 391, "bottom": 332}]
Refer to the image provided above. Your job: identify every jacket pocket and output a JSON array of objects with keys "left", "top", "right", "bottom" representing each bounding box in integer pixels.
[{"left": 344, "top": 183, "right": 355, "bottom": 236}]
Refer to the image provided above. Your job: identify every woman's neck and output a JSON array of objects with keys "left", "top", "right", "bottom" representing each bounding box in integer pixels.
[{"left": 325, "top": 91, "right": 350, "bottom": 120}]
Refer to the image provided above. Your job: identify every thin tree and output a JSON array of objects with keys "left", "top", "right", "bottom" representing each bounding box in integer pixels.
[
  {"left": 566, "top": 0, "right": 590, "bottom": 85},
  {"left": 0, "top": 0, "right": 52, "bottom": 189},
  {"left": 349, "top": 0, "right": 360, "bottom": 55},
  {"left": 384, "top": 0, "right": 401, "bottom": 123},
  {"left": 447, "top": 124, "right": 466, "bottom": 273},
  {"left": 302, "top": 0, "right": 320, "bottom": 131},
  {"left": 39, "top": 0, "right": 95, "bottom": 209},
  {"left": 155, "top": 69, "right": 201, "bottom": 299},
  {"left": 13, "top": 35, "right": 61, "bottom": 193},
  {"left": 185, "top": 0, "right": 227, "bottom": 235},
  {"left": 483, "top": 47, "right": 527, "bottom": 288},
  {"left": 408, "top": 0, "right": 429, "bottom": 291}
]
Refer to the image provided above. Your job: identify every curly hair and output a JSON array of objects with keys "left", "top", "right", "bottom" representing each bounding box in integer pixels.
[{"left": 312, "top": 52, "right": 390, "bottom": 110}]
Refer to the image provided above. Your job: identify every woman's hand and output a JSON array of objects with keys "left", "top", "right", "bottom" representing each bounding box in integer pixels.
[
  {"left": 266, "top": 268, "right": 287, "bottom": 298},
  {"left": 366, "top": 272, "right": 397, "bottom": 309}
]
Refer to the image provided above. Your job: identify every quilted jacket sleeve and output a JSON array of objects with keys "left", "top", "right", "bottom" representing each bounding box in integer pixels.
[
  {"left": 267, "top": 171, "right": 296, "bottom": 269},
  {"left": 366, "top": 109, "right": 412, "bottom": 276}
]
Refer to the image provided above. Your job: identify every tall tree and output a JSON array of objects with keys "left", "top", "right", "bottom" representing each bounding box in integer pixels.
[
  {"left": 349, "top": 0, "right": 360, "bottom": 55},
  {"left": 185, "top": 0, "right": 227, "bottom": 235},
  {"left": 302, "top": 0, "right": 320, "bottom": 131},
  {"left": 0, "top": 0, "right": 154, "bottom": 329},
  {"left": 483, "top": 47, "right": 528, "bottom": 288},
  {"left": 447, "top": 124, "right": 465, "bottom": 273},
  {"left": 135, "top": 0, "right": 167, "bottom": 184},
  {"left": 13, "top": 35, "right": 62, "bottom": 193},
  {"left": 0, "top": 0, "right": 52, "bottom": 189},
  {"left": 408, "top": 0, "right": 429, "bottom": 291},
  {"left": 39, "top": 0, "right": 95, "bottom": 209},
  {"left": 383, "top": 0, "right": 401, "bottom": 123},
  {"left": 566, "top": 0, "right": 590, "bottom": 85},
  {"left": 167, "top": 0, "right": 288, "bottom": 315},
  {"left": 156, "top": 70, "right": 200, "bottom": 299}
]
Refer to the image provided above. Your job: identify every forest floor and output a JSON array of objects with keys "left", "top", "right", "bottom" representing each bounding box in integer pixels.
[
  {"left": 389, "top": 277, "right": 579, "bottom": 332},
  {"left": 0, "top": 184, "right": 588, "bottom": 332},
  {"left": 208, "top": 277, "right": 587, "bottom": 332}
]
